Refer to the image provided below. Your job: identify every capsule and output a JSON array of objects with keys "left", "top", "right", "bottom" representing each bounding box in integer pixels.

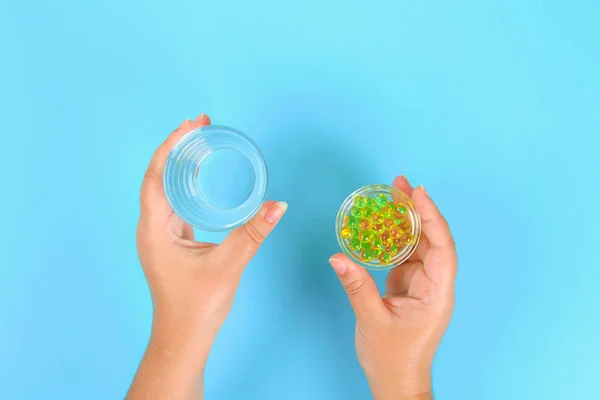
[
  {"left": 359, "top": 219, "right": 371, "bottom": 230},
  {"left": 366, "top": 197, "right": 376, "bottom": 208},
  {"left": 373, "top": 223, "right": 385, "bottom": 234},
  {"left": 361, "top": 241, "right": 371, "bottom": 251},
  {"left": 354, "top": 196, "right": 367, "bottom": 208},
  {"left": 396, "top": 204, "right": 408, "bottom": 215},
  {"left": 385, "top": 244, "right": 399, "bottom": 256},
  {"left": 382, "top": 206, "right": 394, "bottom": 219},
  {"left": 372, "top": 213, "right": 384, "bottom": 224},
  {"left": 384, "top": 219, "right": 395, "bottom": 229},
  {"left": 402, "top": 233, "right": 413, "bottom": 244},
  {"left": 341, "top": 227, "right": 353, "bottom": 238},
  {"left": 349, "top": 238, "right": 361, "bottom": 251},
  {"left": 375, "top": 194, "right": 389, "bottom": 207},
  {"left": 361, "top": 249, "right": 374, "bottom": 261},
  {"left": 359, "top": 230, "right": 374, "bottom": 243},
  {"left": 381, "top": 231, "right": 393, "bottom": 244},
  {"left": 361, "top": 207, "right": 374, "bottom": 219},
  {"left": 371, "top": 237, "right": 383, "bottom": 249},
  {"left": 348, "top": 216, "right": 358, "bottom": 228},
  {"left": 378, "top": 252, "right": 391, "bottom": 264},
  {"left": 351, "top": 207, "right": 362, "bottom": 218},
  {"left": 390, "top": 227, "right": 402, "bottom": 239}
]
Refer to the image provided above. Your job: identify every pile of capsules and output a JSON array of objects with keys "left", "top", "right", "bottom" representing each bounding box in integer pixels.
[{"left": 340, "top": 193, "right": 414, "bottom": 265}]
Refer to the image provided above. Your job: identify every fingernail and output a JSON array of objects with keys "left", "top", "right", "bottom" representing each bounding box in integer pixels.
[
  {"left": 195, "top": 113, "right": 209, "bottom": 122},
  {"left": 329, "top": 257, "right": 348, "bottom": 275},
  {"left": 419, "top": 185, "right": 428, "bottom": 196},
  {"left": 265, "top": 201, "right": 288, "bottom": 224},
  {"left": 401, "top": 175, "right": 410, "bottom": 183}
]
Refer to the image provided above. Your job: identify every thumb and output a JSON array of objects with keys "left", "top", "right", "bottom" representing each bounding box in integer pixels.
[
  {"left": 329, "top": 254, "right": 387, "bottom": 323},
  {"left": 212, "top": 201, "right": 288, "bottom": 274}
]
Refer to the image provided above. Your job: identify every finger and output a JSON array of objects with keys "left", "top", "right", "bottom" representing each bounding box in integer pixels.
[
  {"left": 329, "top": 254, "right": 388, "bottom": 323},
  {"left": 140, "top": 114, "right": 211, "bottom": 217},
  {"left": 392, "top": 175, "right": 430, "bottom": 261},
  {"left": 412, "top": 185, "right": 457, "bottom": 283},
  {"left": 385, "top": 260, "right": 423, "bottom": 297},
  {"left": 145, "top": 113, "right": 211, "bottom": 184},
  {"left": 392, "top": 175, "right": 414, "bottom": 197},
  {"left": 212, "top": 201, "right": 288, "bottom": 274}
]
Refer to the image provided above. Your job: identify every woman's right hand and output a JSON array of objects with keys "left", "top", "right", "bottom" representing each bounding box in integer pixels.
[{"left": 329, "top": 176, "right": 457, "bottom": 400}]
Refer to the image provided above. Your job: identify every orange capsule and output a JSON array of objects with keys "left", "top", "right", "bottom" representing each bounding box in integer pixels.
[
  {"left": 371, "top": 213, "right": 384, "bottom": 224},
  {"left": 393, "top": 238, "right": 405, "bottom": 247},
  {"left": 359, "top": 219, "right": 371, "bottom": 230},
  {"left": 344, "top": 216, "right": 350, "bottom": 225},
  {"left": 384, "top": 219, "right": 395, "bottom": 229},
  {"left": 373, "top": 223, "right": 385, "bottom": 234},
  {"left": 399, "top": 223, "right": 410, "bottom": 232},
  {"left": 402, "top": 234, "right": 413, "bottom": 244},
  {"left": 390, "top": 227, "right": 402, "bottom": 239},
  {"left": 381, "top": 231, "right": 392, "bottom": 244}
]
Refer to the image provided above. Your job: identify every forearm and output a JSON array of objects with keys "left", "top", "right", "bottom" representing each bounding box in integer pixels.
[{"left": 127, "top": 328, "right": 212, "bottom": 400}]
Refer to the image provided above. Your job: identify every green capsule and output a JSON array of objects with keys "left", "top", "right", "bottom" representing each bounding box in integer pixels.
[
  {"left": 349, "top": 238, "right": 361, "bottom": 251},
  {"left": 361, "top": 249, "right": 374, "bottom": 262},
  {"left": 347, "top": 216, "right": 358, "bottom": 227},
  {"left": 366, "top": 197, "right": 376, "bottom": 208},
  {"left": 351, "top": 207, "right": 362, "bottom": 218},
  {"left": 396, "top": 205, "right": 408, "bottom": 215},
  {"left": 359, "top": 230, "right": 374, "bottom": 242},
  {"left": 372, "top": 249, "right": 382, "bottom": 258},
  {"left": 394, "top": 218, "right": 406, "bottom": 227},
  {"left": 375, "top": 194, "right": 389, "bottom": 207},
  {"left": 354, "top": 196, "right": 367, "bottom": 209},
  {"left": 388, "top": 203, "right": 397, "bottom": 213},
  {"left": 361, "top": 207, "right": 374, "bottom": 219},
  {"left": 361, "top": 241, "right": 371, "bottom": 251},
  {"left": 371, "top": 237, "right": 383, "bottom": 249}
]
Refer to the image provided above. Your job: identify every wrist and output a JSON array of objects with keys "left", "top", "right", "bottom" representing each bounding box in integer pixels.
[
  {"left": 149, "top": 316, "right": 215, "bottom": 370},
  {"left": 368, "top": 368, "right": 432, "bottom": 400}
]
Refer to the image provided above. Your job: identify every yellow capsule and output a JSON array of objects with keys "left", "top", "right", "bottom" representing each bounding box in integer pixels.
[
  {"left": 359, "top": 219, "right": 371, "bottom": 230},
  {"left": 384, "top": 219, "right": 395, "bottom": 229},
  {"left": 381, "top": 231, "right": 392, "bottom": 244},
  {"left": 390, "top": 227, "right": 402, "bottom": 239},
  {"left": 402, "top": 233, "right": 413, "bottom": 244},
  {"left": 371, "top": 213, "right": 384, "bottom": 224},
  {"left": 373, "top": 223, "right": 385, "bottom": 234},
  {"left": 341, "top": 227, "right": 353, "bottom": 239}
]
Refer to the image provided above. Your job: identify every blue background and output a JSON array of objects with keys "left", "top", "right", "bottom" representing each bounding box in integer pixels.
[{"left": 1, "top": 0, "right": 599, "bottom": 399}]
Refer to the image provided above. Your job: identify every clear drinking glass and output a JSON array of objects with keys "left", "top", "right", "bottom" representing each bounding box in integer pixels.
[{"left": 163, "top": 125, "right": 268, "bottom": 231}]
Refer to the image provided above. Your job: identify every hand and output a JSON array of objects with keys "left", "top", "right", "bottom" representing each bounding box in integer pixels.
[
  {"left": 128, "top": 114, "right": 288, "bottom": 399},
  {"left": 329, "top": 176, "right": 457, "bottom": 400}
]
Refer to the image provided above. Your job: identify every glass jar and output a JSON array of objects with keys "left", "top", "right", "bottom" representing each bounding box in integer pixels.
[
  {"left": 163, "top": 125, "right": 268, "bottom": 231},
  {"left": 335, "top": 184, "right": 421, "bottom": 270}
]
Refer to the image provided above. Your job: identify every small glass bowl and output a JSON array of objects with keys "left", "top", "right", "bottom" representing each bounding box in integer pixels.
[
  {"left": 163, "top": 125, "right": 268, "bottom": 231},
  {"left": 335, "top": 184, "right": 421, "bottom": 270}
]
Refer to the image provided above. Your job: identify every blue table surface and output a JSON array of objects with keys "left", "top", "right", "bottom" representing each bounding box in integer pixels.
[{"left": 1, "top": 1, "right": 599, "bottom": 399}]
